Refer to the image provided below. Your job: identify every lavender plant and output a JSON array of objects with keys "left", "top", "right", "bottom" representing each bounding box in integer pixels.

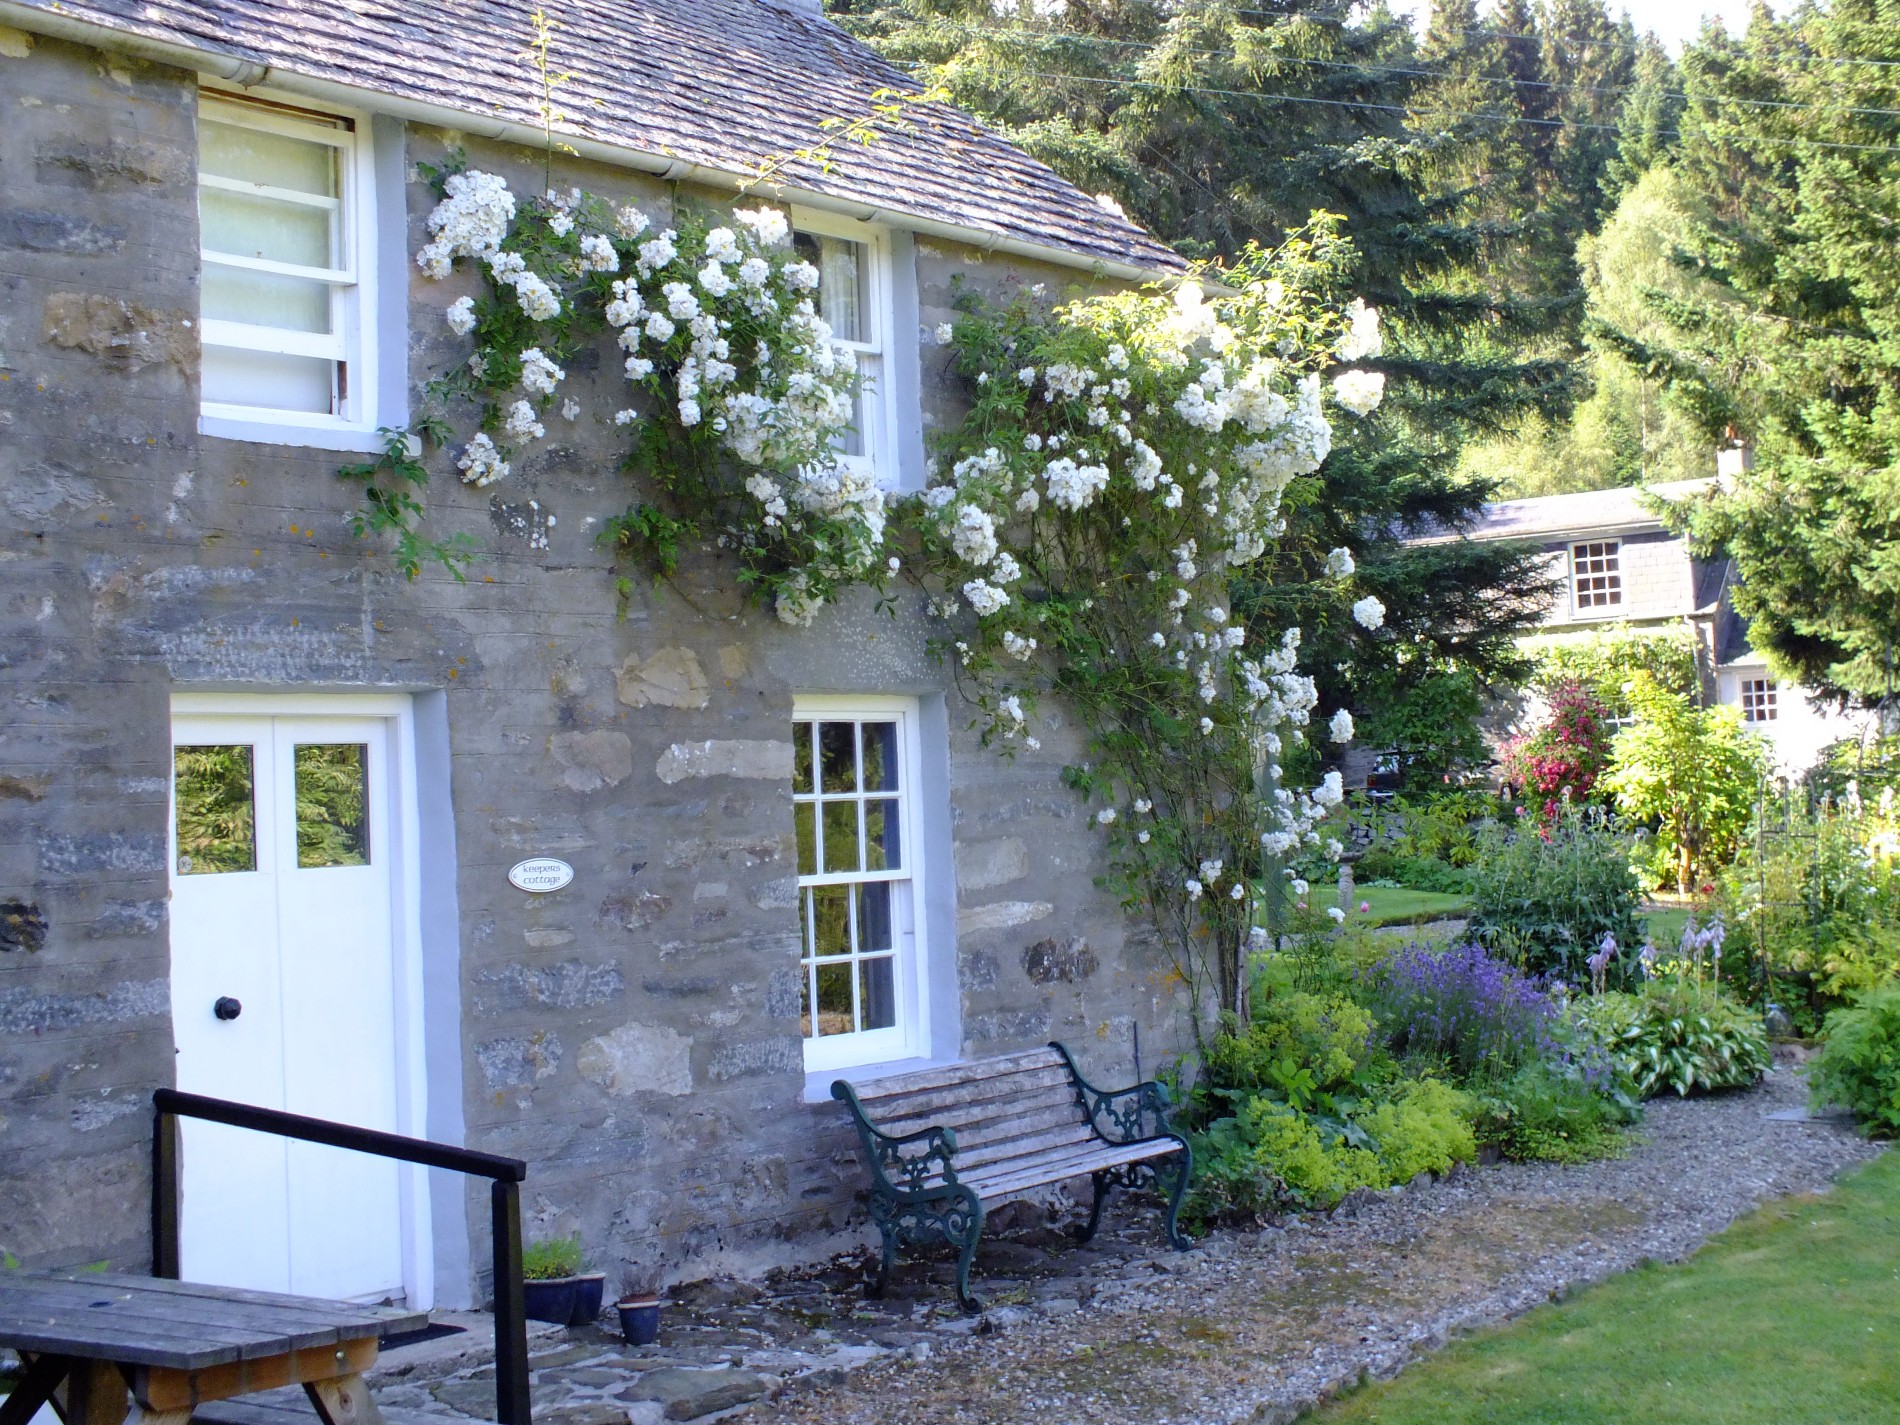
[{"left": 1358, "top": 941, "right": 1557, "bottom": 1080}]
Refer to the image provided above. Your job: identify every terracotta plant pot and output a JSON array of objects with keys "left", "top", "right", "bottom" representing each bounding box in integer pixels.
[{"left": 616, "top": 1295, "right": 661, "bottom": 1346}]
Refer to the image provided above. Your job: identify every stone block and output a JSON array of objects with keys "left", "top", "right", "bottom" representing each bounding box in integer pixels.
[
  {"left": 616, "top": 648, "right": 710, "bottom": 709},
  {"left": 654, "top": 739, "right": 792, "bottom": 785},
  {"left": 550, "top": 730, "right": 634, "bottom": 792},
  {"left": 578, "top": 1022, "right": 694, "bottom": 1097}
]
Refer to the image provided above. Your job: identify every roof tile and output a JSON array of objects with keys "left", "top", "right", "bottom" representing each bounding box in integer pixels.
[{"left": 17, "top": 0, "right": 1181, "bottom": 272}]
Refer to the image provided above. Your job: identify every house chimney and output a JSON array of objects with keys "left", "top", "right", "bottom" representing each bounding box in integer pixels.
[
  {"left": 757, "top": 0, "right": 826, "bottom": 17},
  {"left": 1716, "top": 429, "right": 1752, "bottom": 480}
]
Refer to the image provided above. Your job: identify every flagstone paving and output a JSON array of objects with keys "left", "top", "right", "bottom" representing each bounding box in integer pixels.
[{"left": 367, "top": 1057, "right": 1881, "bottom": 1425}]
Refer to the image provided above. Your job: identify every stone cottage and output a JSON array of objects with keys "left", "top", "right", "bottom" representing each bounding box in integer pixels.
[{"left": 0, "top": 0, "right": 1190, "bottom": 1307}]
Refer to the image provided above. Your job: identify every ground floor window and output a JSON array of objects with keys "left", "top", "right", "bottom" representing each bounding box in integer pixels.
[
  {"left": 1741, "top": 677, "right": 1779, "bottom": 723},
  {"left": 792, "top": 696, "right": 927, "bottom": 1073}
]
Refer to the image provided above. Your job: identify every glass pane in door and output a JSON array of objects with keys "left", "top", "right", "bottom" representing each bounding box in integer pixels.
[
  {"left": 174, "top": 745, "right": 257, "bottom": 874},
  {"left": 293, "top": 743, "right": 369, "bottom": 867}
]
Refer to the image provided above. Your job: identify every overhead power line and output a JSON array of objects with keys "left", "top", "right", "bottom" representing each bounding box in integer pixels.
[
  {"left": 1229, "top": 5, "right": 1900, "bottom": 70},
  {"left": 859, "top": 15, "right": 1900, "bottom": 120},
  {"left": 870, "top": 54, "right": 1900, "bottom": 156}
]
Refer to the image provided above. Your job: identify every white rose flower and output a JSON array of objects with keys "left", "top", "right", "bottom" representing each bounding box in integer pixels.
[
  {"left": 1325, "top": 546, "right": 1355, "bottom": 578},
  {"left": 1352, "top": 595, "right": 1386, "bottom": 630},
  {"left": 445, "top": 295, "right": 477, "bottom": 335},
  {"left": 1327, "top": 906, "right": 1347, "bottom": 924},
  {"left": 1333, "top": 369, "right": 1386, "bottom": 416},
  {"left": 1329, "top": 708, "right": 1355, "bottom": 743},
  {"left": 1096, "top": 808, "right": 1117, "bottom": 825},
  {"left": 456, "top": 432, "right": 508, "bottom": 487},
  {"left": 1185, "top": 879, "right": 1203, "bottom": 901},
  {"left": 502, "top": 399, "right": 544, "bottom": 442}
]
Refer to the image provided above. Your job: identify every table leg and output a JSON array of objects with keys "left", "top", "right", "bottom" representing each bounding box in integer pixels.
[
  {"left": 54, "top": 1361, "right": 129, "bottom": 1425},
  {"left": 0, "top": 1355, "right": 72, "bottom": 1425},
  {"left": 304, "top": 1375, "right": 383, "bottom": 1425}
]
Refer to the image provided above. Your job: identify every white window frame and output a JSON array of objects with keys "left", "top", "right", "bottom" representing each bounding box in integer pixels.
[
  {"left": 792, "top": 694, "right": 931, "bottom": 1075},
  {"left": 1571, "top": 539, "right": 1623, "bottom": 614},
  {"left": 789, "top": 207, "right": 902, "bottom": 488},
  {"left": 197, "top": 87, "right": 383, "bottom": 447},
  {"left": 1740, "top": 677, "right": 1779, "bottom": 723}
]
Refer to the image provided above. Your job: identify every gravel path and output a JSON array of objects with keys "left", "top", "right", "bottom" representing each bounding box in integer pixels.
[{"left": 746, "top": 1063, "right": 1884, "bottom": 1425}]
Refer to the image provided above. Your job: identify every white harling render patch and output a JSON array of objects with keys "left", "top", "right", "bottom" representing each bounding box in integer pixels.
[
  {"left": 957, "top": 900, "right": 1055, "bottom": 934},
  {"left": 655, "top": 739, "right": 794, "bottom": 784},
  {"left": 954, "top": 837, "right": 1030, "bottom": 896},
  {"left": 577, "top": 1021, "right": 694, "bottom": 1097},
  {"left": 616, "top": 647, "right": 712, "bottom": 709}
]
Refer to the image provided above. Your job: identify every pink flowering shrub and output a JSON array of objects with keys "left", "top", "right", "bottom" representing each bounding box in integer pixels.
[{"left": 1499, "top": 679, "right": 1614, "bottom": 822}]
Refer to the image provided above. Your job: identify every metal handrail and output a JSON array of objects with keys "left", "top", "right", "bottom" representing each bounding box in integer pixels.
[{"left": 152, "top": 1088, "right": 532, "bottom": 1425}]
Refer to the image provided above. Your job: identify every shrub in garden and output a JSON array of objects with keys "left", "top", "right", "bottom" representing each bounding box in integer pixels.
[
  {"left": 1572, "top": 979, "right": 1771, "bottom": 1097},
  {"left": 1474, "top": 1058, "right": 1639, "bottom": 1164},
  {"left": 1602, "top": 672, "right": 1770, "bottom": 895},
  {"left": 1200, "top": 991, "right": 1377, "bottom": 1100},
  {"left": 1358, "top": 940, "right": 1556, "bottom": 1078},
  {"left": 1189, "top": 1076, "right": 1476, "bottom": 1218},
  {"left": 1466, "top": 804, "right": 1643, "bottom": 983},
  {"left": 1353, "top": 847, "right": 1475, "bottom": 894},
  {"left": 1718, "top": 779, "right": 1900, "bottom": 1027},
  {"left": 1497, "top": 679, "right": 1616, "bottom": 819},
  {"left": 1358, "top": 1078, "right": 1478, "bottom": 1181},
  {"left": 1809, "top": 982, "right": 1900, "bottom": 1135}
]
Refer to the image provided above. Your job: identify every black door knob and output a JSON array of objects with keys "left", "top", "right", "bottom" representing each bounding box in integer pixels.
[{"left": 213, "top": 996, "right": 242, "bottom": 1021}]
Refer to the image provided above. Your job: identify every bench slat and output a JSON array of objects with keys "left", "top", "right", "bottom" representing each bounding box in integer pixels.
[
  {"left": 872, "top": 1082, "right": 1082, "bottom": 1140},
  {"left": 848, "top": 1047, "right": 1065, "bottom": 1101},
  {"left": 960, "top": 1138, "right": 1182, "bottom": 1198},
  {"left": 953, "top": 1121, "right": 1098, "bottom": 1172},
  {"left": 935, "top": 1101, "right": 1091, "bottom": 1154},
  {"left": 853, "top": 1064, "right": 1076, "bottom": 1125}
]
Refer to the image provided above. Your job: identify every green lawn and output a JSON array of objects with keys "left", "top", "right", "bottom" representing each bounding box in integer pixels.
[
  {"left": 1310, "top": 1149, "right": 1900, "bottom": 1424},
  {"left": 1640, "top": 903, "right": 1694, "bottom": 950},
  {"left": 1352, "top": 884, "right": 1471, "bottom": 927}
]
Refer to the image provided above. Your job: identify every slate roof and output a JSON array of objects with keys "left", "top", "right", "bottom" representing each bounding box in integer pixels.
[
  {"left": 10, "top": 0, "right": 1181, "bottom": 274},
  {"left": 1400, "top": 479, "right": 1713, "bottom": 547}
]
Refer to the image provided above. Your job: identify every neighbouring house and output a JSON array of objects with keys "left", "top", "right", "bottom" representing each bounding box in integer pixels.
[
  {"left": 0, "top": 0, "right": 1190, "bottom": 1308},
  {"left": 1429, "top": 475, "right": 1872, "bottom": 772}
]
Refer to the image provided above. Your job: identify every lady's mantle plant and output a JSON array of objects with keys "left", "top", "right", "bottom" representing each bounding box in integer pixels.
[
  {"left": 347, "top": 163, "right": 888, "bottom": 622},
  {"left": 912, "top": 221, "right": 1387, "bottom": 1040}
]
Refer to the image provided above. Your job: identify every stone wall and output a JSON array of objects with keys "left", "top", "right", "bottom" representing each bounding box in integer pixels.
[{"left": 0, "top": 32, "right": 1189, "bottom": 1297}]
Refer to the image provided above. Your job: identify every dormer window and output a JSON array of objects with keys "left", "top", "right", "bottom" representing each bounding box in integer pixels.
[
  {"left": 1571, "top": 540, "right": 1623, "bottom": 612},
  {"left": 792, "top": 211, "right": 897, "bottom": 483}
]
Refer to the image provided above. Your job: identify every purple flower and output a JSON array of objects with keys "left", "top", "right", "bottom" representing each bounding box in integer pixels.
[{"left": 1359, "top": 941, "right": 1558, "bottom": 1076}]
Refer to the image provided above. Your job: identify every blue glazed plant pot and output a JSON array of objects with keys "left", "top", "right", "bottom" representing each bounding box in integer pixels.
[
  {"left": 570, "top": 1273, "right": 606, "bottom": 1326},
  {"left": 616, "top": 1296, "right": 661, "bottom": 1346},
  {"left": 522, "top": 1277, "right": 580, "bottom": 1325}
]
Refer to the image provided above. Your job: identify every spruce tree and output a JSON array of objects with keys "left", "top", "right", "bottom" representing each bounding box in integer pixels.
[{"left": 836, "top": 0, "right": 1568, "bottom": 782}]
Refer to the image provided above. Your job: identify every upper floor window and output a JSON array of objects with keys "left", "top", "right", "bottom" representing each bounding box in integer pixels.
[
  {"left": 792, "top": 212, "right": 898, "bottom": 484},
  {"left": 198, "top": 91, "right": 380, "bottom": 435},
  {"left": 793, "top": 698, "right": 928, "bottom": 1073},
  {"left": 1741, "top": 678, "right": 1778, "bottom": 723},
  {"left": 1571, "top": 540, "right": 1623, "bottom": 612}
]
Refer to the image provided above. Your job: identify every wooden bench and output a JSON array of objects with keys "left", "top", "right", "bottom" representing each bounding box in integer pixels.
[{"left": 831, "top": 1043, "right": 1192, "bottom": 1310}]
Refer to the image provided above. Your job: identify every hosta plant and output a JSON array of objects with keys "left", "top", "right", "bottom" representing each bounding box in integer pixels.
[{"left": 1573, "top": 980, "right": 1770, "bottom": 1098}]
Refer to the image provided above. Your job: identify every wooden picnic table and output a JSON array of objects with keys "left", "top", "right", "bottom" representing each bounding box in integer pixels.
[{"left": 0, "top": 1273, "right": 424, "bottom": 1425}]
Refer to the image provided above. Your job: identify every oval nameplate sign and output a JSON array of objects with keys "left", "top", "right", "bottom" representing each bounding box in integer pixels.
[{"left": 508, "top": 858, "right": 574, "bottom": 894}]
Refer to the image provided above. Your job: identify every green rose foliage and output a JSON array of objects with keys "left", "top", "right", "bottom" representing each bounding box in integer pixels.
[{"left": 913, "top": 218, "right": 1379, "bottom": 1025}]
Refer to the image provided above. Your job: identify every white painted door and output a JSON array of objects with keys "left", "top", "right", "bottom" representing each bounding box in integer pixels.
[{"left": 169, "top": 712, "right": 405, "bottom": 1301}]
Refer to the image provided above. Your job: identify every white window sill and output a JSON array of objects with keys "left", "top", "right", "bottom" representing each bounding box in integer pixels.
[
  {"left": 200, "top": 412, "right": 388, "bottom": 455},
  {"left": 804, "top": 1054, "right": 963, "bottom": 1104}
]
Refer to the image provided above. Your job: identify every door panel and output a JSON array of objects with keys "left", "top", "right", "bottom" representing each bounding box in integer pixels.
[
  {"left": 170, "top": 711, "right": 405, "bottom": 1302},
  {"left": 171, "top": 721, "right": 293, "bottom": 1292},
  {"left": 275, "top": 720, "right": 403, "bottom": 1300}
]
